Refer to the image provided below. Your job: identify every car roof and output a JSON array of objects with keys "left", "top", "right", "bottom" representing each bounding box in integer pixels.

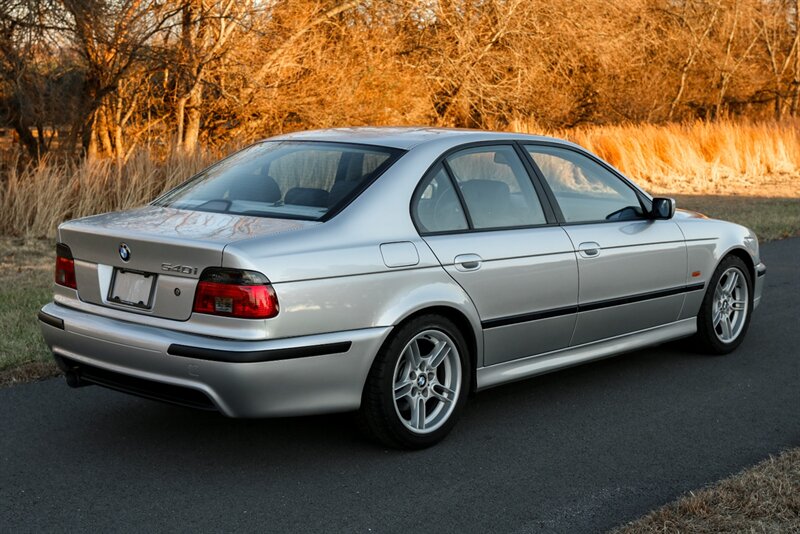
[{"left": 267, "top": 127, "right": 566, "bottom": 151}]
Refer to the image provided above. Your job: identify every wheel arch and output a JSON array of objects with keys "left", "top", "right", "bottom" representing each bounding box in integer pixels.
[{"left": 719, "top": 246, "right": 756, "bottom": 286}]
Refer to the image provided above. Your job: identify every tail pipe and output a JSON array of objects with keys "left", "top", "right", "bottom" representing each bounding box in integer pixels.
[{"left": 64, "top": 369, "right": 90, "bottom": 388}]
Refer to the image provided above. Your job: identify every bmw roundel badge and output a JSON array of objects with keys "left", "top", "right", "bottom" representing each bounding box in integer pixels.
[{"left": 119, "top": 243, "right": 131, "bottom": 262}]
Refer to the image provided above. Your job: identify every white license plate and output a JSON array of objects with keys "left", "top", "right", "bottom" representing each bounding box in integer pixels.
[{"left": 109, "top": 269, "right": 156, "bottom": 309}]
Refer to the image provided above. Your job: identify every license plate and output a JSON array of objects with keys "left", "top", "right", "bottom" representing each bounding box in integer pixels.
[{"left": 108, "top": 269, "right": 156, "bottom": 309}]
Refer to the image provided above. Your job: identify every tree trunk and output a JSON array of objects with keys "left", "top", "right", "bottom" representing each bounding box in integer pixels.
[
  {"left": 8, "top": 93, "right": 41, "bottom": 159},
  {"left": 175, "top": 96, "right": 187, "bottom": 150},
  {"left": 97, "top": 104, "right": 113, "bottom": 157},
  {"left": 113, "top": 92, "right": 125, "bottom": 161},
  {"left": 11, "top": 122, "right": 39, "bottom": 160},
  {"left": 183, "top": 84, "right": 203, "bottom": 154},
  {"left": 84, "top": 110, "right": 98, "bottom": 160},
  {"left": 792, "top": 0, "right": 800, "bottom": 116}
]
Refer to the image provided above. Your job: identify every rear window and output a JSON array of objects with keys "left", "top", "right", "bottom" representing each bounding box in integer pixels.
[{"left": 154, "top": 141, "right": 404, "bottom": 220}]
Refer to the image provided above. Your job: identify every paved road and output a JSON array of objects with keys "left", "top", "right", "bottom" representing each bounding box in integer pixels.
[{"left": 2, "top": 238, "right": 799, "bottom": 533}]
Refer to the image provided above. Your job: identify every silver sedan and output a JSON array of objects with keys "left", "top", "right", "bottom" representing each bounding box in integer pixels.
[{"left": 39, "top": 128, "right": 765, "bottom": 448}]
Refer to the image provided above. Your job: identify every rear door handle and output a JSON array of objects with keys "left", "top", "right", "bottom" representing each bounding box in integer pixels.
[
  {"left": 454, "top": 254, "right": 482, "bottom": 272},
  {"left": 578, "top": 242, "right": 601, "bottom": 258}
]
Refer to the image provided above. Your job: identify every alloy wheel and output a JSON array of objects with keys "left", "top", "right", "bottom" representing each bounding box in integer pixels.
[
  {"left": 712, "top": 266, "right": 749, "bottom": 343},
  {"left": 392, "top": 329, "right": 461, "bottom": 434}
]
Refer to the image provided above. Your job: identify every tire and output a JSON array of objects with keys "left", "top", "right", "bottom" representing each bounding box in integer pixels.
[
  {"left": 358, "top": 314, "right": 471, "bottom": 449},
  {"left": 695, "top": 255, "right": 753, "bottom": 354}
]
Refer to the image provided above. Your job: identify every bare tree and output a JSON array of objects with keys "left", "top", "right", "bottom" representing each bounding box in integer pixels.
[
  {"left": 755, "top": 0, "right": 800, "bottom": 119},
  {"left": 61, "top": 0, "right": 173, "bottom": 158}
]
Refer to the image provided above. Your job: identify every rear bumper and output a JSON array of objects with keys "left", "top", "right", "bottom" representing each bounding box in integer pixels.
[{"left": 38, "top": 302, "right": 391, "bottom": 417}]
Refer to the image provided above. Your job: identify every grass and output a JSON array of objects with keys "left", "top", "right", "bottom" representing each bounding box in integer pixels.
[
  {"left": 677, "top": 195, "right": 800, "bottom": 241},
  {"left": 612, "top": 448, "right": 800, "bottom": 533},
  {"left": 0, "top": 238, "right": 59, "bottom": 385}
]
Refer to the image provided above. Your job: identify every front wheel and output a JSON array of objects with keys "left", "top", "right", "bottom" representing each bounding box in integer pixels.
[
  {"left": 695, "top": 255, "right": 753, "bottom": 354},
  {"left": 359, "top": 315, "right": 470, "bottom": 449}
]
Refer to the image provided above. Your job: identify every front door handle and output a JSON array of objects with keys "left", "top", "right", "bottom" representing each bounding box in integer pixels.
[
  {"left": 454, "top": 254, "right": 482, "bottom": 272},
  {"left": 578, "top": 242, "right": 601, "bottom": 258}
]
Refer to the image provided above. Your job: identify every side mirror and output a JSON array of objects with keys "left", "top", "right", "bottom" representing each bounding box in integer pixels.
[{"left": 651, "top": 197, "right": 676, "bottom": 220}]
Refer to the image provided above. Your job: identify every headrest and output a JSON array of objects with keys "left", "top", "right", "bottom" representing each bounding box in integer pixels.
[{"left": 285, "top": 187, "right": 330, "bottom": 207}]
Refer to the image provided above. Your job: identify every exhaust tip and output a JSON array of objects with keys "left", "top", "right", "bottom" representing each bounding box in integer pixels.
[{"left": 65, "top": 370, "right": 85, "bottom": 388}]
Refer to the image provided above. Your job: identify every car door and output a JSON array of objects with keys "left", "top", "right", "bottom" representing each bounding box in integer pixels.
[
  {"left": 412, "top": 144, "right": 579, "bottom": 366},
  {"left": 523, "top": 143, "right": 688, "bottom": 346}
]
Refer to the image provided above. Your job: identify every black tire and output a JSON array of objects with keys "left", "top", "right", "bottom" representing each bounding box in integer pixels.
[
  {"left": 695, "top": 255, "right": 753, "bottom": 355},
  {"left": 358, "top": 314, "right": 471, "bottom": 449}
]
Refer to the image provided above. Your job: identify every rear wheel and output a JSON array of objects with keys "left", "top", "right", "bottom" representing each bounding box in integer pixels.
[
  {"left": 359, "top": 315, "right": 470, "bottom": 449},
  {"left": 695, "top": 255, "right": 753, "bottom": 354}
]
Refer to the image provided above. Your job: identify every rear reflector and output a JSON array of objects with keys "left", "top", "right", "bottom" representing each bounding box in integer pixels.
[
  {"left": 193, "top": 269, "right": 278, "bottom": 319},
  {"left": 55, "top": 244, "right": 77, "bottom": 289}
]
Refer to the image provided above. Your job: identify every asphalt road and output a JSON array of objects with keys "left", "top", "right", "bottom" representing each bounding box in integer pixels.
[{"left": 2, "top": 238, "right": 799, "bottom": 533}]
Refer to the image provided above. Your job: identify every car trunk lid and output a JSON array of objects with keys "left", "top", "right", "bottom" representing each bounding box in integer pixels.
[{"left": 58, "top": 206, "right": 318, "bottom": 320}]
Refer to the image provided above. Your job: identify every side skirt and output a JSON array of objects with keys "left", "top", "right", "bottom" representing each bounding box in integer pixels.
[{"left": 476, "top": 318, "right": 696, "bottom": 390}]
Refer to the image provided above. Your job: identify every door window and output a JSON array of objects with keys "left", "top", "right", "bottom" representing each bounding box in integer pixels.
[
  {"left": 525, "top": 145, "right": 645, "bottom": 223},
  {"left": 445, "top": 145, "right": 546, "bottom": 229}
]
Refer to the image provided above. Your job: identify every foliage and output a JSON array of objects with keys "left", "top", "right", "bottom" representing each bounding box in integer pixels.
[{"left": 1, "top": 0, "right": 800, "bottom": 160}]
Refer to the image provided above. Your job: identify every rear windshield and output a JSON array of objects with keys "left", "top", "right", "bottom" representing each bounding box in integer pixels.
[{"left": 154, "top": 141, "right": 404, "bottom": 220}]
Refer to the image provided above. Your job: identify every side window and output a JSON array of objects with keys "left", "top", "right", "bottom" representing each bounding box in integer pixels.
[
  {"left": 446, "top": 145, "right": 546, "bottom": 229},
  {"left": 525, "top": 145, "right": 645, "bottom": 223},
  {"left": 412, "top": 165, "right": 468, "bottom": 233}
]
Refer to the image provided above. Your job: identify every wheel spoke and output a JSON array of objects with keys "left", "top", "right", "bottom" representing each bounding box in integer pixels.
[
  {"left": 712, "top": 307, "right": 723, "bottom": 327},
  {"left": 714, "top": 285, "right": 723, "bottom": 301},
  {"left": 430, "top": 383, "right": 456, "bottom": 405},
  {"left": 722, "top": 271, "right": 738, "bottom": 294},
  {"left": 428, "top": 341, "right": 451, "bottom": 369},
  {"left": 394, "top": 380, "right": 413, "bottom": 401},
  {"left": 731, "top": 299, "right": 746, "bottom": 311},
  {"left": 410, "top": 397, "right": 426, "bottom": 429},
  {"left": 720, "top": 315, "right": 732, "bottom": 340},
  {"left": 404, "top": 340, "right": 422, "bottom": 369}
]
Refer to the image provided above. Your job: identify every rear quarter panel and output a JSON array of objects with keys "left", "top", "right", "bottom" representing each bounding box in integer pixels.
[{"left": 220, "top": 141, "right": 486, "bottom": 362}]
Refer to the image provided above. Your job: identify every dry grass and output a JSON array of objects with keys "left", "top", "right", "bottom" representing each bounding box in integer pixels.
[
  {"left": 568, "top": 121, "right": 800, "bottom": 197},
  {"left": 0, "top": 149, "right": 213, "bottom": 237},
  {"left": 513, "top": 119, "right": 800, "bottom": 198},
  {"left": 612, "top": 448, "right": 800, "bottom": 533},
  {"left": 0, "top": 121, "right": 798, "bottom": 238},
  {"left": 0, "top": 360, "right": 60, "bottom": 387}
]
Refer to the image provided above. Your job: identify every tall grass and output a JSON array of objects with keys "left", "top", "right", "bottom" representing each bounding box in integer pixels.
[
  {"left": 514, "top": 119, "right": 800, "bottom": 196},
  {"left": 0, "top": 149, "right": 213, "bottom": 237},
  {"left": 1, "top": 120, "right": 799, "bottom": 238}
]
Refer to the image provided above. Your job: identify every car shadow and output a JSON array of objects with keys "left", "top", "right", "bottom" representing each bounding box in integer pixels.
[{"left": 66, "top": 337, "right": 722, "bottom": 467}]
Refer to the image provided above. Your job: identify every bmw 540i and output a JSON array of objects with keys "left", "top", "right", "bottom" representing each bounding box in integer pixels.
[{"left": 38, "top": 127, "right": 765, "bottom": 448}]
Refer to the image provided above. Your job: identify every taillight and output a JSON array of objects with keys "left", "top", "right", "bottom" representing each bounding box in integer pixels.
[
  {"left": 55, "top": 243, "right": 77, "bottom": 289},
  {"left": 192, "top": 268, "right": 279, "bottom": 319}
]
